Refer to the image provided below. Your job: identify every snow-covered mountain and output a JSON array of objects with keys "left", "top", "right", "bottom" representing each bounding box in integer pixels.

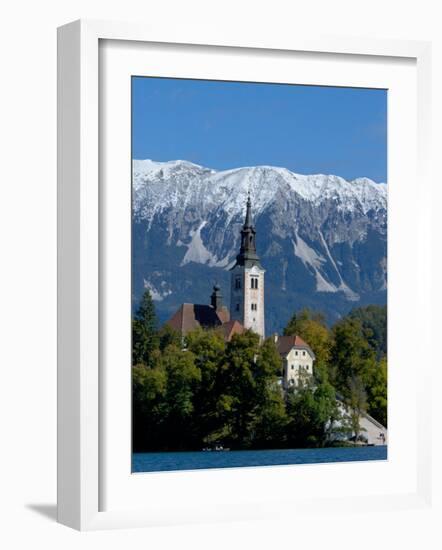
[{"left": 132, "top": 159, "right": 387, "bottom": 333}]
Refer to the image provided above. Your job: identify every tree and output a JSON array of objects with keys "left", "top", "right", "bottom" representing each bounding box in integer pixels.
[
  {"left": 220, "top": 330, "right": 260, "bottom": 447},
  {"left": 346, "top": 375, "right": 368, "bottom": 445},
  {"left": 185, "top": 328, "right": 226, "bottom": 445},
  {"left": 331, "top": 313, "right": 387, "bottom": 427},
  {"left": 132, "top": 362, "right": 167, "bottom": 451},
  {"left": 314, "top": 379, "right": 342, "bottom": 444},
  {"left": 330, "top": 317, "right": 375, "bottom": 396},
  {"left": 285, "top": 372, "right": 339, "bottom": 448},
  {"left": 132, "top": 290, "right": 159, "bottom": 366},
  {"left": 251, "top": 338, "right": 288, "bottom": 447},
  {"left": 255, "top": 336, "right": 283, "bottom": 380},
  {"left": 363, "top": 356, "right": 387, "bottom": 426},
  {"left": 158, "top": 323, "right": 182, "bottom": 351},
  {"left": 161, "top": 344, "right": 201, "bottom": 450},
  {"left": 349, "top": 305, "right": 387, "bottom": 358},
  {"left": 284, "top": 308, "right": 327, "bottom": 337}
]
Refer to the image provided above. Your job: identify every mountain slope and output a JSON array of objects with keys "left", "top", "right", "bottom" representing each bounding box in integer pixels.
[{"left": 132, "top": 159, "right": 387, "bottom": 334}]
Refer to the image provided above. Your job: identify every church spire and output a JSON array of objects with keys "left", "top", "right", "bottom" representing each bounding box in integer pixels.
[
  {"left": 229, "top": 192, "right": 266, "bottom": 339},
  {"left": 232, "top": 193, "right": 262, "bottom": 269},
  {"left": 244, "top": 192, "right": 253, "bottom": 228}
]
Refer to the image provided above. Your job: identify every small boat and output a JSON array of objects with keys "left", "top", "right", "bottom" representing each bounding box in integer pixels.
[{"left": 202, "top": 445, "right": 230, "bottom": 452}]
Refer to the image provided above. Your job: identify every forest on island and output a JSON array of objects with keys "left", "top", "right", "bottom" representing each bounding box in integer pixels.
[{"left": 132, "top": 291, "right": 387, "bottom": 452}]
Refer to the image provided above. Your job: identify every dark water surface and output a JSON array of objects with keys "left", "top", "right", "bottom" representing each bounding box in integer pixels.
[{"left": 132, "top": 445, "right": 387, "bottom": 473}]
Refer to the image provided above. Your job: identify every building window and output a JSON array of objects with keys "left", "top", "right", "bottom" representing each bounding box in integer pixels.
[
  {"left": 250, "top": 277, "right": 258, "bottom": 289},
  {"left": 302, "top": 351, "right": 306, "bottom": 356},
  {"left": 251, "top": 303, "right": 257, "bottom": 311},
  {"left": 295, "top": 351, "right": 298, "bottom": 356},
  {"left": 235, "top": 277, "right": 241, "bottom": 290},
  {"left": 235, "top": 303, "right": 240, "bottom": 312},
  {"left": 291, "top": 365, "right": 294, "bottom": 370}
]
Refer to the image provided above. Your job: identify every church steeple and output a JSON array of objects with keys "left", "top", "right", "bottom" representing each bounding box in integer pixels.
[
  {"left": 234, "top": 193, "right": 262, "bottom": 269},
  {"left": 230, "top": 192, "right": 266, "bottom": 339},
  {"left": 244, "top": 193, "right": 253, "bottom": 228}
]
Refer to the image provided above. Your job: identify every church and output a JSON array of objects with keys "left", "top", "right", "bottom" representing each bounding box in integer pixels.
[
  {"left": 167, "top": 194, "right": 265, "bottom": 340},
  {"left": 166, "top": 194, "right": 315, "bottom": 387},
  {"left": 229, "top": 193, "right": 266, "bottom": 339}
]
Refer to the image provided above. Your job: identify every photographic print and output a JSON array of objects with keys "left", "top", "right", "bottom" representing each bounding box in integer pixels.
[{"left": 131, "top": 77, "right": 387, "bottom": 473}]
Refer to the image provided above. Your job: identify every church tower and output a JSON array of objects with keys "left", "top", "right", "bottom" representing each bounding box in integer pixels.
[{"left": 230, "top": 194, "right": 265, "bottom": 339}]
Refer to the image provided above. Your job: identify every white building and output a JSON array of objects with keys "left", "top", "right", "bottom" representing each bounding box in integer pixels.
[
  {"left": 229, "top": 194, "right": 266, "bottom": 339},
  {"left": 274, "top": 334, "right": 316, "bottom": 389}
]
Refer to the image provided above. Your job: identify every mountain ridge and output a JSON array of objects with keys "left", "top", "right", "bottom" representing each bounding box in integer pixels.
[{"left": 132, "top": 159, "right": 387, "bottom": 333}]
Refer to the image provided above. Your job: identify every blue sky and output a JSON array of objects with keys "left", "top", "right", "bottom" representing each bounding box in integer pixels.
[{"left": 132, "top": 77, "right": 387, "bottom": 182}]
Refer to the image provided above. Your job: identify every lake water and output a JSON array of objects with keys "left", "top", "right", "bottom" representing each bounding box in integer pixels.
[{"left": 132, "top": 445, "right": 387, "bottom": 473}]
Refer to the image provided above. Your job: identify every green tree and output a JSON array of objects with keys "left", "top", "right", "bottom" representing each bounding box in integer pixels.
[
  {"left": 314, "top": 379, "right": 342, "bottom": 444},
  {"left": 185, "top": 328, "right": 226, "bottom": 445},
  {"left": 346, "top": 375, "right": 368, "bottom": 445},
  {"left": 255, "top": 337, "right": 283, "bottom": 379},
  {"left": 251, "top": 338, "right": 288, "bottom": 447},
  {"left": 132, "top": 290, "right": 159, "bottom": 366},
  {"left": 161, "top": 344, "right": 201, "bottom": 450},
  {"left": 349, "top": 305, "right": 387, "bottom": 358},
  {"left": 158, "top": 323, "right": 182, "bottom": 351},
  {"left": 331, "top": 314, "right": 387, "bottom": 427},
  {"left": 285, "top": 372, "right": 339, "bottom": 448},
  {"left": 132, "top": 362, "right": 167, "bottom": 451},
  {"left": 363, "top": 356, "right": 387, "bottom": 426},
  {"left": 220, "top": 330, "right": 260, "bottom": 448},
  {"left": 330, "top": 317, "right": 375, "bottom": 395}
]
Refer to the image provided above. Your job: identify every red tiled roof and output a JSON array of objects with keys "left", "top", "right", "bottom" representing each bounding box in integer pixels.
[
  {"left": 167, "top": 303, "right": 230, "bottom": 336},
  {"left": 216, "top": 307, "right": 230, "bottom": 324},
  {"left": 275, "top": 334, "right": 315, "bottom": 358},
  {"left": 219, "top": 320, "right": 245, "bottom": 341}
]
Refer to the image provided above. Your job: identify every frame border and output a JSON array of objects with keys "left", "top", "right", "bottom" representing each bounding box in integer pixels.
[{"left": 57, "top": 19, "right": 432, "bottom": 531}]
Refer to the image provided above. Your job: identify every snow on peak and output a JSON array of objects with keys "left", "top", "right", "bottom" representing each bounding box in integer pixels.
[{"left": 132, "top": 159, "right": 387, "bottom": 224}]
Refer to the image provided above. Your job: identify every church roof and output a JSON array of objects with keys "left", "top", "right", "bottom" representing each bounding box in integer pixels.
[
  {"left": 167, "top": 303, "right": 230, "bottom": 336},
  {"left": 218, "top": 320, "right": 245, "bottom": 342},
  {"left": 216, "top": 307, "right": 230, "bottom": 324},
  {"left": 276, "top": 335, "right": 316, "bottom": 359}
]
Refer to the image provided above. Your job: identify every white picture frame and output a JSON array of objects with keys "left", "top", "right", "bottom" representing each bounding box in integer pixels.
[{"left": 57, "top": 19, "right": 433, "bottom": 531}]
